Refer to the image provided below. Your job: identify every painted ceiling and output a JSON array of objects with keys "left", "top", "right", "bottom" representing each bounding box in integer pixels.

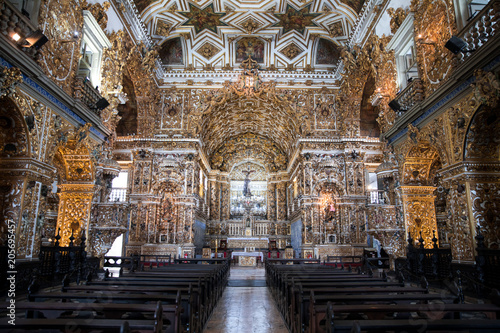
[
  {"left": 118, "top": 0, "right": 374, "bottom": 173},
  {"left": 132, "top": 0, "right": 365, "bottom": 84}
]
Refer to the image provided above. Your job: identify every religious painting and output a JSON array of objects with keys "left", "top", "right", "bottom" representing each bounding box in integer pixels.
[
  {"left": 180, "top": 3, "right": 227, "bottom": 34},
  {"left": 316, "top": 39, "right": 341, "bottom": 65},
  {"left": 235, "top": 37, "right": 265, "bottom": 63},
  {"left": 159, "top": 38, "right": 183, "bottom": 65},
  {"left": 133, "top": 0, "right": 156, "bottom": 13},
  {"left": 273, "top": 4, "right": 320, "bottom": 35},
  {"left": 340, "top": 0, "right": 365, "bottom": 14}
]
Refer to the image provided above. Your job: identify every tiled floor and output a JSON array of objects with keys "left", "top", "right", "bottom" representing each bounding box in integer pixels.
[{"left": 203, "top": 267, "right": 289, "bottom": 333}]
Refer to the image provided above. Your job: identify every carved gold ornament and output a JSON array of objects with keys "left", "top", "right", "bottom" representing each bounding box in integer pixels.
[
  {"left": 197, "top": 43, "right": 221, "bottom": 60},
  {"left": 0, "top": 67, "right": 23, "bottom": 98},
  {"left": 280, "top": 43, "right": 304, "bottom": 60},
  {"left": 472, "top": 70, "right": 500, "bottom": 107}
]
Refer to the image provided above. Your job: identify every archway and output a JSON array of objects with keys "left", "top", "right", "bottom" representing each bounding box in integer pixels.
[
  {"left": 360, "top": 72, "right": 380, "bottom": 137},
  {"left": 464, "top": 104, "right": 500, "bottom": 248},
  {"left": 0, "top": 97, "right": 30, "bottom": 248}
]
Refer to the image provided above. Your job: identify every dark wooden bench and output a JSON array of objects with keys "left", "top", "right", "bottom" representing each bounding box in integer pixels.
[
  {"left": 0, "top": 301, "right": 165, "bottom": 333},
  {"left": 324, "top": 301, "right": 500, "bottom": 333}
]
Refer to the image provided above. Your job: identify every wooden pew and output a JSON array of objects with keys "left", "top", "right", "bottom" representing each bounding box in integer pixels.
[
  {"left": 0, "top": 301, "right": 165, "bottom": 333},
  {"left": 324, "top": 302, "right": 500, "bottom": 333}
]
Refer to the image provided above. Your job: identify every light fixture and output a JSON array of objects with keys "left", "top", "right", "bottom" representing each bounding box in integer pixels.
[
  {"left": 416, "top": 35, "right": 436, "bottom": 46},
  {"left": 445, "top": 36, "right": 475, "bottom": 54},
  {"left": 388, "top": 99, "right": 401, "bottom": 112},
  {"left": 94, "top": 97, "right": 110, "bottom": 110},
  {"left": 61, "top": 31, "right": 80, "bottom": 44},
  {"left": 24, "top": 30, "right": 49, "bottom": 49},
  {"left": 11, "top": 33, "right": 21, "bottom": 42}
]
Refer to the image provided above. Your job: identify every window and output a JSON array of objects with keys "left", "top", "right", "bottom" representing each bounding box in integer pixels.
[
  {"left": 386, "top": 12, "right": 419, "bottom": 91},
  {"left": 77, "top": 11, "right": 111, "bottom": 87},
  {"left": 454, "top": 0, "right": 489, "bottom": 31},
  {"left": 110, "top": 171, "right": 128, "bottom": 202},
  {"left": 8, "top": 0, "right": 41, "bottom": 26}
]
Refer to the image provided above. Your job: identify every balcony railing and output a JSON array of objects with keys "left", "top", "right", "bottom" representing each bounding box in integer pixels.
[
  {"left": 368, "top": 190, "right": 388, "bottom": 205},
  {"left": 457, "top": 0, "right": 499, "bottom": 62},
  {"left": 0, "top": 0, "right": 39, "bottom": 58},
  {"left": 73, "top": 76, "right": 103, "bottom": 117},
  {"left": 110, "top": 188, "right": 127, "bottom": 202},
  {"left": 393, "top": 78, "right": 424, "bottom": 116}
]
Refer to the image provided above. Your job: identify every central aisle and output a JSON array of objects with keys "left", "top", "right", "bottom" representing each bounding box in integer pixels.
[{"left": 203, "top": 266, "right": 289, "bottom": 333}]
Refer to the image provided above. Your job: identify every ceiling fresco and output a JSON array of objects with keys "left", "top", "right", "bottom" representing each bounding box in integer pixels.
[
  {"left": 180, "top": 3, "right": 227, "bottom": 34},
  {"left": 273, "top": 4, "right": 321, "bottom": 35},
  {"left": 132, "top": 0, "right": 364, "bottom": 80}
]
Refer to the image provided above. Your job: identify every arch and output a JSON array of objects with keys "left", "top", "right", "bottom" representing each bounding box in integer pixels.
[
  {"left": 210, "top": 133, "right": 287, "bottom": 172},
  {"left": 359, "top": 71, "right": 380, "bottom": 137},
  {"left": 158, "top": 37, "right": 184, "bottom": 65},
  {"left": 463, "top": 103, "right": 500, "bottom": 161},
  {"left": 0, "top": 97, "right": 30, "bottom": 158},
  {"left": 315, "top": 38, "right": 341, "bottom": 65},
  {"left": 116, "top": 68, "right": 138, "bottom": 136},
  {"left": 312, "top": 178, "right": 345, "bottom": 197},
  {"left": 200, "top": 90, "right": 302, "bottom": 166}
]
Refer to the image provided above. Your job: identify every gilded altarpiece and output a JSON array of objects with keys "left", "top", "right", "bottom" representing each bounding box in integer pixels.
[
  {"left": 401, "top": 186, "right": 438, "bottom": 249},
  {"left": 56, "top": 184, "right": 94, "bottom": 246}
]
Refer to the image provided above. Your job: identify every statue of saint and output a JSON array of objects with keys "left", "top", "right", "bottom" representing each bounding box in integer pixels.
[{"left": 242, "top": 169, "right": 254, "bottom": 197}]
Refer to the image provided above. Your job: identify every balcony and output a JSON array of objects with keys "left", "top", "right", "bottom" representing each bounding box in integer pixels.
[
  {"left": 0, "top": 0, "right": 44, "bottom": 58},
  {"left": 110, "top": 188, "right": 127, "bottom": 202},
  {"left": 393, "top": 78, "right": 424, "bottom": 117},
  {"left": 368, "top": 190, "right": 389, "bottom": 205},
  {"left": 73, "top": 76, "right": 105, "bottom": 117},
  {"left": 456, "top": 0, "right": 500, "bottom": 62}
]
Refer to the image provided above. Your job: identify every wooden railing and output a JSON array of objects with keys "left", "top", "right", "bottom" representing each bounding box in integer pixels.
[
  {"left": 73, "top": 76, "right": 104, "bottom": 117},
  {"left": 393, "top": 78, "right": 424, "bottom": 116},
  {"left": 38, "top": 229, "right": 90, "bottom": 283},
  {"left": 457, "top": 0, "right": 500, "bottom": 62},
  {"left": 0, "top": 0, "right": 39, "bottom": 58},
  {"left": 397, "top": 231, "right": 452, "bottom": 283},
  {"left": 475, "top": 228, "right": 500, "bottom": 291}
]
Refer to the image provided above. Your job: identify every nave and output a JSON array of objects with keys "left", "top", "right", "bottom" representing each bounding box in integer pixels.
[
  {"left": 204, "top": 267, "right": 288, "bottom": 333},
  {"left": 4, "top": 256, "right": 500, "bottom": 332}
]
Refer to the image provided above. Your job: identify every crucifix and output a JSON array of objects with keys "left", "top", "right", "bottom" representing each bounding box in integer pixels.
[{"left": 242, "top": 167, "right": 255, "bottom": 197}]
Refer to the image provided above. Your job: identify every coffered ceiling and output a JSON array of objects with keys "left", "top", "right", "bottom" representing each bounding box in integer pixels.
[{"left": 130, "top": 0, "right": 365, "bottom": 79}]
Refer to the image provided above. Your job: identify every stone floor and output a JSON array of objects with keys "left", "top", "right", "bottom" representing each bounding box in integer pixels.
[{"left": 203, "top": 266, "right": 289, "bottom": 333}]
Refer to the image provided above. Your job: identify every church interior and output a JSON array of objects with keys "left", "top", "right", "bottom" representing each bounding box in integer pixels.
[{"left": 0, "top": 0, "right": 500, "bottom": 331}]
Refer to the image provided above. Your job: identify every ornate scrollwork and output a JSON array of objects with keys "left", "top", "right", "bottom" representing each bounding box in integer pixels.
[{"left": 0, "top": 67, "right": 23, "bottom": 98}]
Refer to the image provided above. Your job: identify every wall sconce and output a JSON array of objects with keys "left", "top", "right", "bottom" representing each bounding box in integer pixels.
[
  {"left": 60, "top": 31, "right": 80, "bottom": 44},
  {"left": 445, "top": 36, "right": 475, "bottom": 54},
  {"left": 417, "top": 35, "right": 436, "bottom": 46},
  {"left": 11, "top": 32, "right": 22, "bottom": 42}
]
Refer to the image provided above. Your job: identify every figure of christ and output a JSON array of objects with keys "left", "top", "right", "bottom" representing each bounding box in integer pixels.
[{"left": 242, "top": 169, "right": 255, "bottom": 197}]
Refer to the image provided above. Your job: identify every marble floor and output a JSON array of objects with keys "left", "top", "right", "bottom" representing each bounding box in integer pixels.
[{"left": 203, "top": 267, "right": 289, "bottom": 333}]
